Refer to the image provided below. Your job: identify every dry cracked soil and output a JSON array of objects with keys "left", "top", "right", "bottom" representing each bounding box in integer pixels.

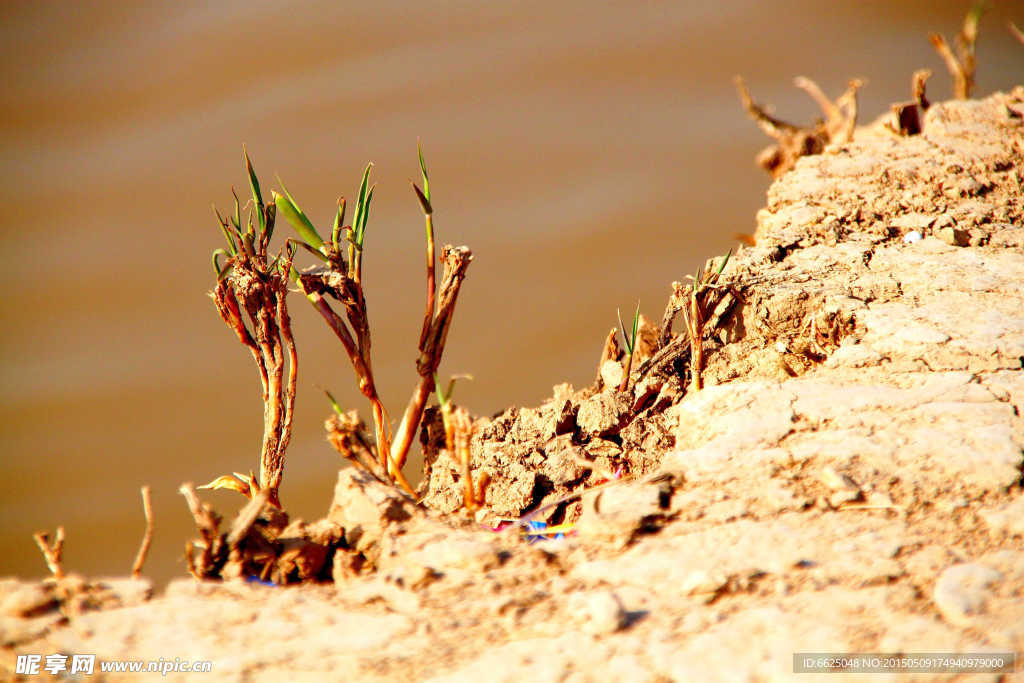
[{"left": 3, "top": 89, "right": 1024, "bottom": 682}]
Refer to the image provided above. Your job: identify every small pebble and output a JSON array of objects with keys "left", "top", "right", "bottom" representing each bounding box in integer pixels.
[
  {"left": 903, "top": 230, "right": 923, "bottom": 243},
  {"left": 936, "top": 226, "right": 970, "bottom": 247},
  {"left": 600, "top": 360, "right": 625, "bottom": 390},
  {"left": 569, "top": 590, "right": 626, "bottom": 635}
]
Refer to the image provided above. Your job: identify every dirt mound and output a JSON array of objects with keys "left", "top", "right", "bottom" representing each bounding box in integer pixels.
[{"left": 3, "top": 89, "right": 1024, "bottom": 681}]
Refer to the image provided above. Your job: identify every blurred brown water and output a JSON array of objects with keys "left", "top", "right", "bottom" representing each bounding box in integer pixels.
[{"left": 0, "top": 1, "right": 1020, "bottom": 586}]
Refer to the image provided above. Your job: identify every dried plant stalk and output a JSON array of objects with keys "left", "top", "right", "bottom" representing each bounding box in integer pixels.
[
  {"left": 212, "top": 246, "right": 297, "bottom": 506},
  {"left": 680, "top": 252, "right": 731, "bottom": 394},
  {"left": 929, "top": 3, "right": 983, "bottom": 100},
  {"left": 298, "top": 266, "right": 396, "bottom": 477},
  {"left": 283, "top": 153, "right": 471, "bottom": 497},
  {"left": 793, "top": 76, "right": 862, "bottom": 145},
  {"left": 131, "top": 485, "right": 154, "bottom": 578},
  {"left": 325, "top": 409, "right": 388, "bottom": 483},
  {"left": 890, "top": 70, "right": 932, "bottom": 136},
  {"left": 735, "top": 76, "right": 861, "bottom": 177},
  {"left": 180, "top": 483, "right": 224, "bottom": 579},
  {"left": 683, "top": 286, "right": 707, "bottom": 393},
  {"left": 391, "top": 246, "right": 474, "bottom": 472},
  {"left": 33, "top": 527, "right": 65, "bottom": 579},
  {"left": 440, "top": 404, "right": 486, "bottom": 511}
]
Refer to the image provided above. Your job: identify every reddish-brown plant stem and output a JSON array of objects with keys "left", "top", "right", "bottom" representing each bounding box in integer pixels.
[
  {"left": 212, "top": 248, "right": 295, "bottom": 506},
  {"left": 391, "top": 246, "right": 473, "bottom": 471},
  {"left": 303, "top": 289, "right": 399, "bottom": 478},
  {"left": 415, "top": 183, "right": 436, "bottom": 350}
]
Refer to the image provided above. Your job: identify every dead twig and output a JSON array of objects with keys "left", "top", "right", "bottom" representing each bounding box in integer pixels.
[
  {"left": 680, "top": 251, "right": 732, "bottom": 393},
  {"left": 734, "top": 76, "right": 862, "bottom": 177},
  {"left": 33, "top": 527, "right": 65, "bottom": 579},
  {"left": 929, "top": 2, "right": 984, "bottom": 100},
  {"left": 180, "top": 483, "right": 224, "bottom": 579},
  {"left": 130, "top": 486, "right": 154, "bottom": 579},
  {"left": 453, "top": 406, "right": 488, "bottom": 511},
  {"left": 226, "top": 490, "right": 269, "bottom": 547},
  {"left": 325, "top": 408, "right": 390, "bottom": 483},
  {"left": 888, "top": 69, "right": 933, "bottom": 136},
  {"left": 794, "top": 76, "right": 862, "bottom": 145},
  {"left": 1011, "top": 22, "right": 1024, "bottom": 46}
]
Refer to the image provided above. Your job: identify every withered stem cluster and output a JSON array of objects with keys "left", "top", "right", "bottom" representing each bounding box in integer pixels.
[
  {"left": 734, "top": 76, "right": 861, "bottom": 177},
  {"left": 660, "top": 253, "right": 730, "bottom": 395},
  {"left": 212, "top": 204, "right": 297, "bottom": 508},
  {"left": 440, "top": 401, "right": 488, "bottom": 511},
  {"left": 300, "top": 184, "right": 472, "bottom": 497},
  {"left": 390, "top": 245, "right": 473, "bottom": 478},
  {"left": 929, "top": 3, "right": 982, "bottom": 100}
]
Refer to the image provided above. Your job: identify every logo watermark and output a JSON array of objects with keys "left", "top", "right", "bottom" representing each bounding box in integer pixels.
[
  {"left": 16, "top": 654, "right": 213, "bottom": 676},
  {"left": 794, "top": 652, "right": 1016, "bottom": 674}
]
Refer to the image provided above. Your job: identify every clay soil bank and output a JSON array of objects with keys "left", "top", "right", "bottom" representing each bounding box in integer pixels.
[{"left": 3, "top": 89, "right": 1024, "bottom": 682}]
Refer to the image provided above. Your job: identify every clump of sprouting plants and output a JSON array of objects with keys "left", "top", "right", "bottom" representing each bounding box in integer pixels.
[
  {"left": 206, "top": 144, "right": 473, "bottom": 504},
  {"left": 680, "top": 250, "right": 731, "bottom": 393},
  {"left": 205, "top": 149, "right": 296, "bottom": 507},
  {"left": 616, "top": 303, "right": 641, "bottom": 392},
  {"left": 435, "top": 374, "right": 488, "bottom": 511}
]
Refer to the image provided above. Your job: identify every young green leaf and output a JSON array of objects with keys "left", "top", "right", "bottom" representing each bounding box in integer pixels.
[
  {"left": 231, "top": 188, "right": 241, "bottom": 231},
  {"left": 417, "top": 139, "right": 431, "bottom": 204},
  {"left": 714, "top": 249, "right": 732, "bottom": 278},
  {"left": 212, "top": 248, "right": 232, "bottom": 280},
  {"left": 214, "top": 206, "right": 238, "bottom": 255},
  {"left": 412, "top": 182, "right": 432, "bottom": 215},
  {"left": 630, "top": 301, "right": 640, "bottom": 348},
  {"left": 616, "top": 302, "right": 641, "bottom": 353},
  {"left": 324, "top": 389, "right": 345, "bottom": 416},
  {"left": 243, "top": 146, "right": 266, "bottom": 233},
  {"left": 273, "top": 183, "right": 324, "bottom": 251},
  {"left": 351, "top": 163, "right": 374, "bottom": 248},
  {"left": 435, "top": 373, "right": 473, "bottom": 407},
  {"left": 434, "top": 374, "right": 450, "bottom": 408},
  {"left": 292, "top": 238, "right": 328, "bottom": 262},
  {"left": 359, "top": 185, "right": 375, "bottom": 246},
  {"left": 354, "top": 184, "right": 376, "bottom": 249}
]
